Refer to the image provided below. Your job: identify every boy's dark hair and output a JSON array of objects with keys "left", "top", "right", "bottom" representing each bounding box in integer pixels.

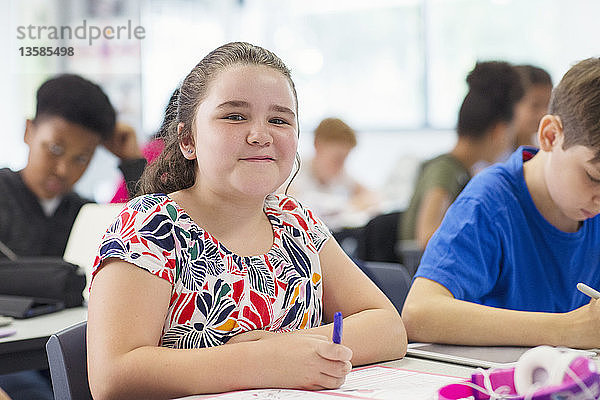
[
  {"left": 34, "top": 74, "right": 116, "bottom": 140},
  {"left": 457, "top": 61, "right": 524, "bottom": 139},
  {"left": 549, "top": 57, "right": 600, "bottom": 162}
]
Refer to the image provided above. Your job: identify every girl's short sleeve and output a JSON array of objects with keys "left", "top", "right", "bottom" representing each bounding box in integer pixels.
[{"left": 91, "top": 195, "right": 177, "bottom": 287}]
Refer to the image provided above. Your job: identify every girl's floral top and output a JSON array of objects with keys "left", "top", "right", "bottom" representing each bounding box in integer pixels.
[{"left": 91, "top": 193, "right": 330, "bottom": 348}]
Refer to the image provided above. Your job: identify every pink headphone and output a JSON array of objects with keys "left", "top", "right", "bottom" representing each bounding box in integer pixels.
[{"left": 438, "top": 346, "right": 600, "bottom": 400}]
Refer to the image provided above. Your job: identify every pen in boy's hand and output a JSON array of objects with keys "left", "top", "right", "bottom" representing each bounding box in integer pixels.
[
  {"left": 577, "top": 282, "right": 600, "bottom": 300},
  {"left": 332, "top": 311, "right": 343, "bottom": 344}
]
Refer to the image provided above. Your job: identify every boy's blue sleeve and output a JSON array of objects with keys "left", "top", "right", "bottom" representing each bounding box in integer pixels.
[{"left": 414, "top": 196, "right": 503, "bottom": 303}]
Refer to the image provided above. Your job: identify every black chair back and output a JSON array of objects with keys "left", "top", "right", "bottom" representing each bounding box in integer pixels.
[
  {"left": 362, "top": 211, "right": 402, "bottom": 264},
  {"left": 358, "top": 261, "right": 412, "bottom": 312},
  {"left": 46, "top": 321, "right": 92, "bottom": 400}
]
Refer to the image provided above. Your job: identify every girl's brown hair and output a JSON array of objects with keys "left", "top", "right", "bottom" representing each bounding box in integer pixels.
[{"left": 138, "top": 42, "right": 298, "bottom": 195}]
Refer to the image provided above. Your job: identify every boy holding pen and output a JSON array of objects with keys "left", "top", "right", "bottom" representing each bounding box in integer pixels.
[{"left": 402, "top": 58, "right": 600, "bottom": 349}]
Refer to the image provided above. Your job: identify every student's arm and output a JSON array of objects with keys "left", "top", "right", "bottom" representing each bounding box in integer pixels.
[
  {"left": 0, "top": 387, "right": 10, "bottom": 400},
  {"left": 103, "top": 122, "right": 146, "bottom": 197},
  {"left": 415, "top": 187, "right": 451, "bottom": 248},
  {"left": 317, "top": 238, "right": 407, "bottom": 364},
  {"left": 230, "top": 239, "right": 408, "bottom": 365},
  {"left": 88, "top": 260, "right": 353, "bottom": 399},
  {"left": 402, "top": 277, "right": 600, "bottom": 348}
]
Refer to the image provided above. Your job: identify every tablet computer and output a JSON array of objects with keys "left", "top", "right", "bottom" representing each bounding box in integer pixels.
[
  {"left": 0, "top": 295, "right": 65, "bottom": 319},
  {"left": 407, "top": 343, "right": 596, "bottom": 369}
]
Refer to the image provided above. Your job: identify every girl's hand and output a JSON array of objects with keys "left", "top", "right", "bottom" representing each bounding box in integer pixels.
[{"left": 254, "top": 333, "right": 353, "bottom": 390}]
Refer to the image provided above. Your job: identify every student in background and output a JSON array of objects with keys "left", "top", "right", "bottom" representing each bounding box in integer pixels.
[
  {"left": 469, "top": 64, "right": 553, "bottom": 175},
  {"left": 402, "top": 58, "right": 600, "bottom": 348},
  {"left": 110, "top": 88, "right": 180, "bottom": 202},
  {"left": 109, "top": 136, "right": 164, "bottom": 202},
  {"left": 0, "top": 74, "right": 145, "bottom": 259},
  {"left": 87, "top": 42, "right": 406, "bottom": 399},
  {"left": 399, "top": 61, "right": 524, "bottom": 249},
  {"left": 287, "top": 117, "right": 379, "bottom": 231},
  {"left": 512, "top": 64, "right": 553, "bottom": 148},
  {"left": 0, "top": 75, "right": 144, "bottom": 398}
]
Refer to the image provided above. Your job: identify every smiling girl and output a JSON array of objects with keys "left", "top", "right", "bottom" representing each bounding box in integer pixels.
[{"left": 87, "top": 42, "right": 407, "bottom": 400}]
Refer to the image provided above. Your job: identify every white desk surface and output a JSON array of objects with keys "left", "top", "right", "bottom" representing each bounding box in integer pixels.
[
  {"left": 0, "top": 306, "right": 87, "bottom": 344},
  {"left": 0, "top": 306, "right": 87, "bottom": 374}
]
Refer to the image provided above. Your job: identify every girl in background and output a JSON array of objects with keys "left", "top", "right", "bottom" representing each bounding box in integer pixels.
[
  {"left": 512, "top": 64, "right": 553, "bottom": 148},
  {"left": 399, "top": 61, "right": 524, "bottom": 249}
]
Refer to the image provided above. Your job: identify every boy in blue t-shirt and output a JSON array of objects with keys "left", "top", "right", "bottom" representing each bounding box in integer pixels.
[{"left": 402, "top": 58, "right": 600, "bottom": 349}]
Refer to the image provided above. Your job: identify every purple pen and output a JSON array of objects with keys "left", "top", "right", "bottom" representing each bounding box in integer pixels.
[{"left": 332, "top": 311, "right": 343, "bottom": 344}]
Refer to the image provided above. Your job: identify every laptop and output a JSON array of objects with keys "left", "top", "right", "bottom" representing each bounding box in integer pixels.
[
  {"left": 407, "top": 342, "right": 597, "bottom": 369},
  {"left": 0, "top": 294, "right": 65, "bottom": 319}
]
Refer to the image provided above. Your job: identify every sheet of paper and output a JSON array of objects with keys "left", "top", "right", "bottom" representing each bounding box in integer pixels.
[
  {"left": 0, "top": 315, "right": 13, "bottom": 327},
  {"left": 190, "top": 365, "right": 463, "bottom": 400},
  {"left": 0, "top": 327, "right": 17, "bottom": 338}
]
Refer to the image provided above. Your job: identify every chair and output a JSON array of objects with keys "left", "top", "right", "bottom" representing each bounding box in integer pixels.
[
  {"left": 357, "top": 261, "right": 412, "bottom": 313},
  {"left": 46, "top": 321, "right": 92, "bottom": 400},
  {"left": 361, "top": 211, "right": 403, "bottom": 264},
  {"left": 332, "top": 226, "right": 366, "bottom": 261},
  {"left": 398, "top": 246, "right": 424, "bottom": 278}
]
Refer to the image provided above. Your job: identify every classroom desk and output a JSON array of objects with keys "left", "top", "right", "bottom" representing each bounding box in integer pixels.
[
  {"left": 179, "top": 350, "right": 600, "bottom": 399},
  {"left": 0, "top": 306, "right": 87, "bottom": 374},
  {"left": 380, "top": 355, "right": 474, "bottom": 378},
  {"left": 177, "top": 356, "right": 476, "bottom": 399}
]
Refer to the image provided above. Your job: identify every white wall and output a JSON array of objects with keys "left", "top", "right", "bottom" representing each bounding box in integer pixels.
[{"left": 347, "top": 130, "right": 456, "bottom": 210}]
